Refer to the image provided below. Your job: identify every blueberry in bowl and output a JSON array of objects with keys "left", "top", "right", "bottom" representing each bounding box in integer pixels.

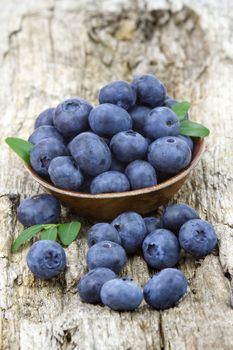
[
  {"left": 25, "top": 136, "right": 204, "bottom": 220},
  {"left": 6, "top": 73, "right": 207, "bottom": 220}
]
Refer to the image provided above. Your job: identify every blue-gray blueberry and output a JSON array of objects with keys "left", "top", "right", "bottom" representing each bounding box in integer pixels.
[
  {"left": 101, "top": 278, "right": 143, "bottom": 311},
  {"left": 27, "top": 240, "right": 66, "bottom": 279},
  {"left": 142, "top": 229, "right": 180, "bottom": 269},
  {"left": 78, "top": 267, "right": 116, "bottom": 304},
  {"left": 17, "top": 194, "right": 61, "bottom": 226},
  {"left": 143, "top": 268, "right": 188, "bottom": 310}
]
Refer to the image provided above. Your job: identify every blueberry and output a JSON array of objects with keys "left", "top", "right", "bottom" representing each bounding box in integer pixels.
[
  {"left": 177, "top": 135, "right": 193, "bottom": 152},
  {"left": 148, "top": 136, "right": 192, "bottom": 174},
  {"left": 86, "top": 241, "right": 127, "bottom": 273},
  {"left": 112, "top": 212, "right": 147, "bottom": 254},
  {"left": 110, "top": 130, "right": 148, "bottom": 163},
  {"left": 110, "top": 157, "right": 126, "bottom": 173},
  {"left": 142, "top": 229, "right": 180, "bottom": 269},
  {"left": 88, "top": 103, "right": 132, "bottom": 137},
  {"left": 101, "top": 278, "right": 143, "bottom": 311},
  {"left": 30, "top": 138, "right": 68, "bottom": 176},
  {"left": 48, "top": 156, "right": 84, "bottom": 190},
  {"left": 27, "top": 240, "right": 66, "bottom": 279},
  {"left": 69, "top": 132, "right": 112, "bottom": 176},
  {"left": 179, "top": 219, "right": 217, "bottom": 257},
  {"left": 164, "top": 98, "right": 189, "bottom": 120},
  {"left": 34, "top": 108, "right": 55, "bottom": 129},
  {"left": 53, "top": 98, "right": 92, "bottom": 139},
  {"left": 17, "top": 194, "right": 61, "bottom": 226},
  {"left": 87, "top": 223, "right": 121, "bottom": 247},
  {"left": 99, "top": 80, "right": 136, "bottom": 110},
  {"left": 129, "top": 105, "right": 152, "bottom": 134},
  {"left": 28, "top": 126, "right": 65, "bottom": 145},
  {"left": 125, "top": 160, "right": 157, "bottom": 190},
  {"left": 144, "top": 217, "right": 162, "bottom": 234},
  {"left": 131, "top": 74, "right": 166, "bottom": 107},
  {"left": 144, "top": 107, "right": 180, "bottom": 140},
  {"left": 90, "top": 171, "right": 130, "bottom": 194},
  {"left": 161, "top": 203, "right": 200, "bottom": 234},
  {"left": 78, "top": 268, "right": 116, "bottom": 304},
  {"left": 143, "top": 268, "right": 188, "bottom": 310}
]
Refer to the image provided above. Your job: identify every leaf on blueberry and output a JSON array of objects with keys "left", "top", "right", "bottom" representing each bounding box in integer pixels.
[
  {"left": 40, "top": 227, "right": 58, "bottom": 241},
  {"left": 58, "top": 221, "right": 81, "bottom": 246},
  {"left": 171, "top": 101, "right": 190, "bottom": 121},
  {"left": 180, "top": 120, "right": 210, "bottom": 137},
  {"left": 11, "top": 224, "right": 45, "bottom": 253},
  {"left": 5, "top": 137, "right": 33, "bottom": 165}
]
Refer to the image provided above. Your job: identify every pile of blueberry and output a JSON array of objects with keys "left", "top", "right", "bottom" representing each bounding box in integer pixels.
[
  {"left": 78, "top": 204, "right": 217, "bottom": 311},
  {"left": 24, "top": 199, "right": 217, "bottom": 311},
  {"left": 29, "top": 74, "right": 193, "bottom": 194}
]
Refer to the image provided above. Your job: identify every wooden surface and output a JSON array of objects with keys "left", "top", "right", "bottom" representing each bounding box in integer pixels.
[{"left": 0, "top": 0, "right": 233, "bottom": 349}]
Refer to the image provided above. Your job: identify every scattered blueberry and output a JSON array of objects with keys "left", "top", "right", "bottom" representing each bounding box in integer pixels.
[
  {"left": 34, "top": 108, "right": 55, "bottom": 129},
  {"left": 99, "top": 80, "right": 136, "bottom": 110},
  {"left": 125, "top": 160, "right": 157, "bottom": 190},
  {"left": 143, "top": 268, "right": 188, "bottom": 310},
  {"left": 90, "top": 171, "right": 130, "bottom": 194},
  {"left": 101, "top": 278, "right": 143, "bottom": 311},
  {"left": 86, "top": 241, "right": 127, "bottom": 273},
  {"left": 78, "top": 267, "right": 116, "bottom": 304},
  {"left": 161, "top": 203, "right": 200, "bottom": 234},
  {"left": 112, "top": 212, "right": 147, "bottom": 254},
  {"left": 17, "top": 194, "right": 61, "bottom": 226},
  {"left": 53, "top": 98, "right": 92, "bottom": 139},
  {"left": 142, "top": 229, "right": 180, "bottom": 269},
  {"left": 179, "top": 219, "right": 217, "bottom": 257},
  {"left": 69, "top": 132, "right": 112, "bottom": 176},
  {"left": 129, "top": 105, "right": 152, "bottom": 133},
  {"left": 30, "top": 137, "right": 68, "bottom": 176},
  {"left": 87, "top": 223, "right": 121, "bottom": 247},
  {"left": 132, "top": 74, "right": 166, "bottom": 107},
  {"left": 48, "top": 156, "right": 84, "bottom": 190},
  {"left": 148, "top": 136, "right": 192, "bottom": 174},
  {"left": 144, "top": 217, "right": 162, "bottom": 234},
  {"left": 27, "top": 240, "right": 66, "bottom": 279},
  {"left": 88, "top": 103, "right": 132, "bottom": 137},
  {"left": 144, "top": 107, "right": 180, "bottom": 140},
  {"left": 110, "top": 130, "right": 148, "bottom": 163},
  {"left": 29, "top": 126, "right": 65, "bottom": 145}
]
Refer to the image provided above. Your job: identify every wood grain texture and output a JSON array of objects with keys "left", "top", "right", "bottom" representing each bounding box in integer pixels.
[{"left": 0, "top": 0, "right": 233, "bottom": 349}]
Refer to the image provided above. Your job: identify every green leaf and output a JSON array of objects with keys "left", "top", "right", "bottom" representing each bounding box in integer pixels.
[
  {"left": 5, "top": 137, "right": 33, "bottom": 165},
  {"left": 58, "top": 221, "right": 81, "bottom": 246},
  {"left": 180, "top": 120, "right": 210, "bottom": 137},
  {"left": 40, "top": 227, "right": 58, "bottom": 241},
  {"left": 171, "top": 101, "right": 191, "bottom": 121},
  {"left": 11, "top": 224, "right": 44, "bottom": 253}
]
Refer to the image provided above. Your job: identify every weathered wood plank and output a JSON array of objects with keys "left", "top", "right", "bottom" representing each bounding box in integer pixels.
[{"left": 1, "top": 0, "right": 233, "bottom": 349}]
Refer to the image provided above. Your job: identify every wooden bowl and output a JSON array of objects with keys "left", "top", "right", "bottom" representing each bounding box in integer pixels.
[{"left": 25, "top": 138, "right": 205, "bottom": 221}]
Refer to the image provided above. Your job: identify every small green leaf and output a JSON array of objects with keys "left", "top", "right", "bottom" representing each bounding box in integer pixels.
[
  {"left": 180, "top": 120, "right": 210, "bottom": 137},
  {"left": 58, "top": 221, "right": 81, "bottom": 246},
  {"left": 11, "top": 224, "right": 44, "bottom": 253},
  {"left": 171, "top": 101, "right": 191, "bottom": 121},
  {"left": 5, "top": 137, "right": 33, "bottom": 165},
  {"left": 40, "top": 227, "right": 58, "bottom": 241}
]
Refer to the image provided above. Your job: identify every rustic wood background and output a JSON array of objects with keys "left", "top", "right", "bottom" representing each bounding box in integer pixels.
[{"left": 1, "top": 0, "right": 233, "bottom": 349}]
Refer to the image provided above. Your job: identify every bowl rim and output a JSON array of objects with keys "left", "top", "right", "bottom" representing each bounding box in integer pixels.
[{"left": 25, "top": 137, "right": 205, "bottom": 199}]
